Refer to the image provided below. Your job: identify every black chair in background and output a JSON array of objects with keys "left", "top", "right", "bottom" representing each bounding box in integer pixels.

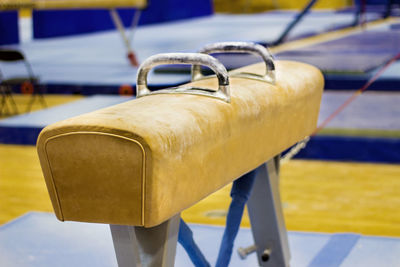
[{"left": 0, "top": 49, "right": 46, "bottom": 116}]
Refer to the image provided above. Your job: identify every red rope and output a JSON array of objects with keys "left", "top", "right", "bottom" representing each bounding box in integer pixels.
[{"left": 312, "top": 52, "right": 400, "bottom": 136}]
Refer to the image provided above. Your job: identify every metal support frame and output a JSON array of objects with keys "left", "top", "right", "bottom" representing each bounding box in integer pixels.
[
  {"left": 272, "top": 0, "right": 319, "bottom": 45},
  {"left": 109, "top": 8, "right": 141, "bottom": 66},
  {"left": 109, "top": 9, "right": 133, "bottom": 53},
  {"left": 0, "top": 84, "right": 19, "bottom": 116},
  {"left": 26, "top": 84, "right": 47, "bottom": 113},
  {"left": 0, "top": 50, "right": 46, "bottom": 115},
  {"left": 353, "top": 0, "right": 367, "bottom": 27},
  {"left": 384, "top": 0, "right": 400, "bottom": 18},
  {"left": 246, "top": 156, "right": 290, "bottom": 267},
  {"left": 110, "top": 214, "right": 181, "bottom": 267},
  {"left": 109, "top": 156, "right": 290, "bottom": 267}
]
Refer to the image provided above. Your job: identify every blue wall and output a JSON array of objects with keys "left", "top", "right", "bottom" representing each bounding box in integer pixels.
[
  {"left": 354, "top": 0, "right": 390, "bottom": 5},
  {"left": 33, "top": 0, "right": 213, "bottom": 39},
  {"left": 33, "top": 9, "right": 135, "bottom": 39},
  {"left": 0, "top": 11, "right": 19, "bottom": 45}
]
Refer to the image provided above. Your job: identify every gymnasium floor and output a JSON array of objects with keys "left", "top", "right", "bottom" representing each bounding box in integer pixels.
[
  {"left": 1, "top": 6, "right": 400, "bottom": 267},
  {"left": 1, "top": 137, "right": 399, "bottom": 236}
]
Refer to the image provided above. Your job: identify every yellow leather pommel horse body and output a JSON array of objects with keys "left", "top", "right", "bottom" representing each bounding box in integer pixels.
[{"left": 37, "top": 42, "right": 323, "bottom": 267}]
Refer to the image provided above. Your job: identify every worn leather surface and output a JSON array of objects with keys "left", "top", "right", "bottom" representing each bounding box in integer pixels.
[{"left": 37, "top": 60, "right": 324, "bottom": 227}]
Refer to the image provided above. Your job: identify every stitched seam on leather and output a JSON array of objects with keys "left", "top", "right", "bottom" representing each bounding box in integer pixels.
[
  {"left": 44, "top": 131, "right": 146, "bottom": 226},
  {"left": 44, "top": 140, "right": 64, "bottom": 221}
]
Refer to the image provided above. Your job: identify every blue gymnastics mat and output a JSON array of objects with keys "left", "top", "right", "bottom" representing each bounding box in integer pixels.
[
  {"left": 203, "top": 20, "right": 400, "bottom": 91},
  {"left": 0, "top": 95, "right": 132, "bottom": 144},
  {"left": 0, "top": 212, "right": 399, "bottom": 267},
  {"left": 0, "top": 91, "right": 398, "bottom": 163},
  {"left": 317, "top": 91, "right": 400, "bottom": 131},
  {"left": 0, "top": 10, "right": 384, "bottom": 94},
  {"left": 297, "top": 91, "right": 400, "bottom": 163},
  {"left": 276, "top": 30, "right": 400, "bottom": 73},
  {"left": 280, "top": 18, "right": 400, "bottom": 90},
  {"left": 0, "top": 11, "right": 19, "bottom": 45}
]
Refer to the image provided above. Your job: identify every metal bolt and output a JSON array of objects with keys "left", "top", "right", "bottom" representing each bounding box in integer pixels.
[
  {"left": 237, "top": 244, "right": 257, "bottom": 259},
  {"left": 261, "top": 248, "right": 272, "bottom": 262}
]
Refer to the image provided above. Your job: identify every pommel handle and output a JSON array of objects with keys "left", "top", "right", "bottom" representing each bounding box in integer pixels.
[
  {"left": 192, "top": 42, "right": 275, "bottom": 84},
  {"left": 137, "top": 53, "right": 230, "bottom": 103}
]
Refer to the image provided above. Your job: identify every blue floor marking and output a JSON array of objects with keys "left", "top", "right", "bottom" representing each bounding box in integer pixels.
[{"left": 308, "top": 234, "right": 361, "bottom": 267}]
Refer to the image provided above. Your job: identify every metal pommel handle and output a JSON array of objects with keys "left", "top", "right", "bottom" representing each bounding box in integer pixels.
[
  {"left": 137, "top": 53, "right": 230, "bottom": 102},
  {"left": 193, "top": 42, "right": 275, "bottom": 84}
]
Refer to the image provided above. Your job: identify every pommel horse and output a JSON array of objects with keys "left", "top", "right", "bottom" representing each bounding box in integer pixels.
[{"left": 37, "top": 42, "right": 324, "bottom": 267}]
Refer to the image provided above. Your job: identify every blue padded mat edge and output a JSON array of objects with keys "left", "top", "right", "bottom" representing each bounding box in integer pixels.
[{"left": 295, "top": 135, "right": 400, "bottom": 164}]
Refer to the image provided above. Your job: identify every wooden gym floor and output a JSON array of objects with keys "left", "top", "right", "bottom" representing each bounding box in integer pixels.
[{"left": 0, "top": 94, "right": 82, "bottom": 117}]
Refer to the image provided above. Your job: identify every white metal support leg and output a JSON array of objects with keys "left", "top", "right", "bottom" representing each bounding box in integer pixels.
[
  {"left": 109, "top": 9, "right": 133, "bottom": 52},
  {"left": 110, "top": 214, "right": 181, "bottom": 267},
  {"left": 247, "top": 156, "right": 290, "bottom": 266},
  {"left": 109, "top": 9, "right": 140, "bottom": 66}
]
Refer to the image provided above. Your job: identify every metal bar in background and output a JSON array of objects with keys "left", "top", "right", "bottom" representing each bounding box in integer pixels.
[{"left": 272, "top": 0, "right": 319, "bottom": 45}]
